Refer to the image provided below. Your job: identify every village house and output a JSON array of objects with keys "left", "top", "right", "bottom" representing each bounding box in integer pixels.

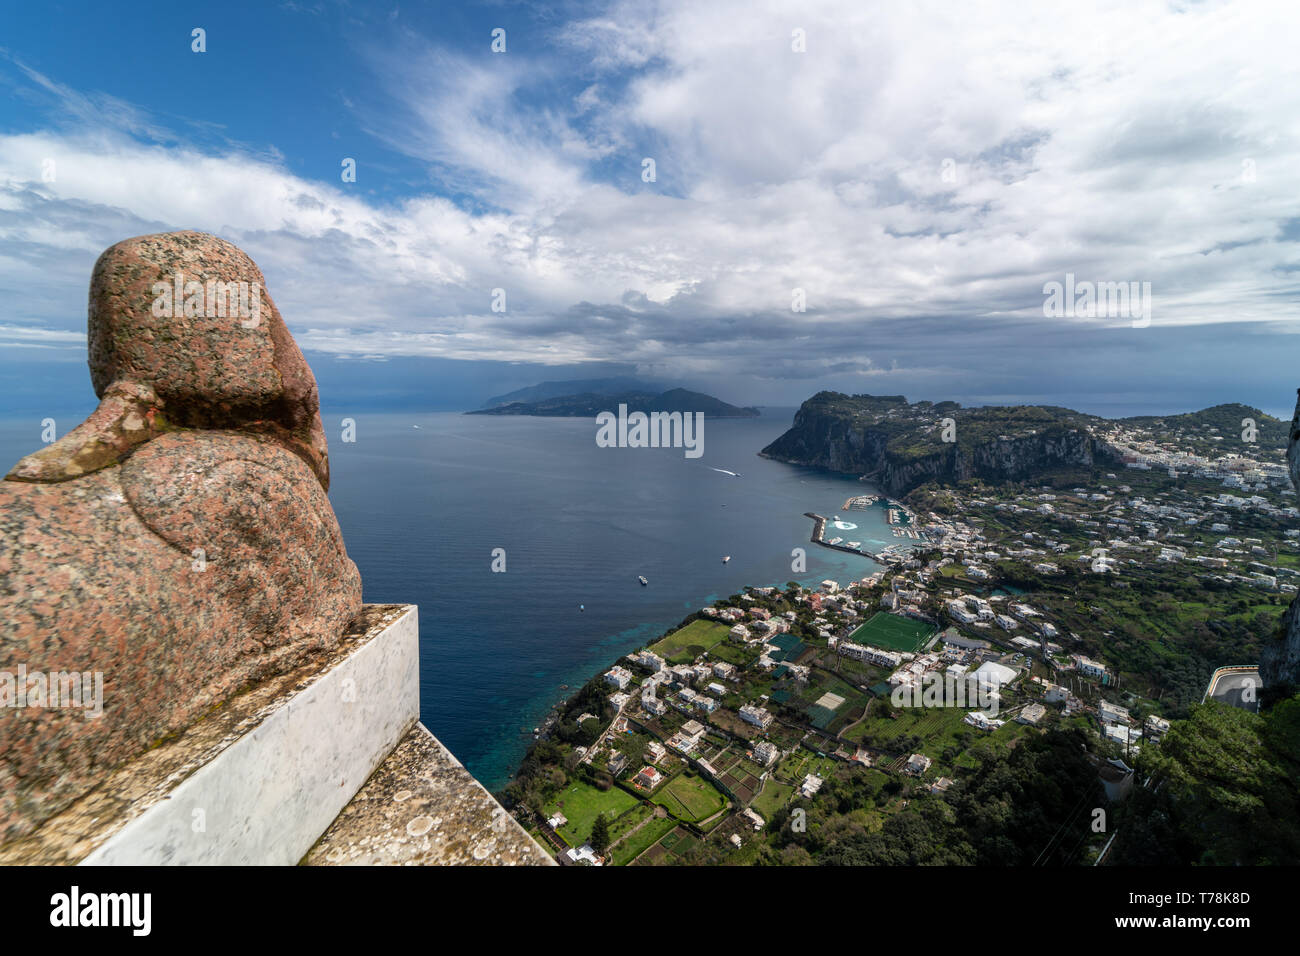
[
  {"left": 603, "top": 666, "right": 633, "bottom": 690},
  {"left": 753, "top": 741, "right": 779, "bottom": 766},
  {"left": 634, "top": 766, "right": 664, "bottom": 790},
  {"left": 739, "top": 703, "right": 774, "bottom": 730}
]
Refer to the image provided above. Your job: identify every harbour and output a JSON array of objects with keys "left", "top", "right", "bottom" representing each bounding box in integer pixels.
[{"left": 804, "top": 511, "right": 913, "bottom": 565}]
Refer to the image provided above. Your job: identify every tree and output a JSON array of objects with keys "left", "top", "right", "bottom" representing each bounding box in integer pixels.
[
  {"left": 1117, "top": 697, "right": 1300, "bottom": 865},
  {"left": 590, "top": 813, "right": 611, "bottom": 855}
]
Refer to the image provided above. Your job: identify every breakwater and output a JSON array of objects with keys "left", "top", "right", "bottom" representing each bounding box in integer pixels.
[{"left": 804, "top": 512, "right": 904, "bottom": 565}]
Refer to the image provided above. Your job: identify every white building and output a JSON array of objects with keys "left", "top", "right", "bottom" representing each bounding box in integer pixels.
[
  {"left": 1018, "top": 703, "right": 1047, "bottom": 725},
  {"left": 565, "top": 844, "right": 604, "bottom": 866},
  {"left": 635, "top": 766, "right": 664, "bottom": 789},
  {"left": 604, "top": 666, "right": 633, "bottom": 690},
  {"left": 1098, "top": 700, "right": 1131, "bottom": 726},
  {"left": 971, "top": 661, "right": 1017, "bottom": 696},
  {"left": 948, "top": 602, "right": 977, "bottom": 624},
  {"left": 739, "top": 703, "right": 774, "bottom": 730},
  {"left": 1076, "top": 656, "right": 1107, "bottom": 678},
  {"left": 1145, "top": 715, "right": 1171, "bottom": 736},
  {"left": 964, "top": 711, "right": 1004, "bottom": 731},
  {"left": 837, "top": 641, "right": 901, "bottom": 668},
  {"left": 627, "top": 649, "right": 664, "bottom": 672}
]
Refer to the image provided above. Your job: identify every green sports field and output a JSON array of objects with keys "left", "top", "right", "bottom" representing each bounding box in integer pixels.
[{"left": 848, "top": 612, "right": 934, "bottom": 653}]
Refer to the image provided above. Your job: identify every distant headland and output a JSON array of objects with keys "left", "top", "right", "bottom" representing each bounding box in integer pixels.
[{"left": 467, "top": 386, "right": 760, "bottom": 419}]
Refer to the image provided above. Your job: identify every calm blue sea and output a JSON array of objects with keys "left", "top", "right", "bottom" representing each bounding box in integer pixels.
[{"left": 0, "top": 409, "right": 895, "bottom": 792}]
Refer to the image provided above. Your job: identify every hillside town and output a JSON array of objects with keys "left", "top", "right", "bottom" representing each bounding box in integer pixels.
[{"left": 505, "top": 421, "right": 1294, "bottom": 865}]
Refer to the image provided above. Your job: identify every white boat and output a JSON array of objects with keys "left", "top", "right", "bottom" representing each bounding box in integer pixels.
[
  {"left": 638, "top": 575, "right": 648, "bottom": 586},
  {"left": 722, "top": 556, "right": 731, "bottom": 563}
]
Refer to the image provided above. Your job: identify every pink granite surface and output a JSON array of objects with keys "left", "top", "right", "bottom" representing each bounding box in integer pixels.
[{"left": 0, "top": 232, "right": 361, "bottom": 845}]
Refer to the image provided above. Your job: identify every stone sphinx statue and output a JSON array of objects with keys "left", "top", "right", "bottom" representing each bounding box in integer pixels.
[{"left": 0, "top": 232, "right": 362, "bottom": 844}]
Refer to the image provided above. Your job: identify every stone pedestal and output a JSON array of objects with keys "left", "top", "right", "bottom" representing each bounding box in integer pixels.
[{"left": 0, "top": 605, "right": 551, "bottom": 866}]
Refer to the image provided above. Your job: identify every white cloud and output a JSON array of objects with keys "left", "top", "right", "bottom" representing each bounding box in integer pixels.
[{"left": 1, "top": 0, "right": 1299, "bottom": 398}]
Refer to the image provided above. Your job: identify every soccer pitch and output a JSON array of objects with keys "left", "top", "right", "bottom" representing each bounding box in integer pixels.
[{"left": 848, "top": 612, "right": 934, "bottom": 653}]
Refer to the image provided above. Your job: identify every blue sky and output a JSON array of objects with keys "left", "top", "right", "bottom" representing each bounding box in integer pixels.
[{"left": 2, "top": 0, "right": 1299, "bottom": 420}]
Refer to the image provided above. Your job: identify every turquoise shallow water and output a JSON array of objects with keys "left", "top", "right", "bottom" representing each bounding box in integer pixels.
[{"left": 0, "top": 408, "right": 898, "bottom": 793}]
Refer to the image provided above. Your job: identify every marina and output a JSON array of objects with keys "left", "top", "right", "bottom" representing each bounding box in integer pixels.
[{"left": 803, "top": 511, "right": 914, "bottom": 565}]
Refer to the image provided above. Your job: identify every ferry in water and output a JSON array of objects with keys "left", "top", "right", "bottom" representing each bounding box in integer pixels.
[{"left": 638, "top": 575, "right": 648, "bottom": 586}]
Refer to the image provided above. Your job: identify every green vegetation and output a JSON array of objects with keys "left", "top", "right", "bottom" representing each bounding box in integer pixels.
[
  {"left": 590, "top": 812, "right": 611, "bottom": 854},
  {"left": 767, "top": 729, "right": 1103, "bottom": 865},
  {"left": 848, "top": 612, "right": 934, "bottom": 653},
  {"left": 761, "top": 391, "right": 1112, "bottom": 494},
  {"left": 610, "top": 814, "right": 677, "bottom": 865},
  {"left": 542, "top": 779, "right": 639, "bottom": 847},
  {"left": 1112, "top": 695, "right": 1300, "bottom": 864},
  {"left": 651, "top": 772, "right": 728, "bottom": 822},
  {"left": 1120, "top": 403, "right": 1288, "bottom": 457},
  {"left": 650, "top": 619, "right": 730, "bottom": 663},
  {"left": 500, "top": 433, "right": 1300, "bottom": 869},
  {"left": 750, "top": 778, "right": 794, "bottom": 819}
]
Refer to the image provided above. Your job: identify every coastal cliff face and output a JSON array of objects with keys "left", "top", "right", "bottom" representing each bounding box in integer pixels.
[
  {"left": 1260, "top": 390, "right": 1300, "bottom": 696},
  {"left": 759, "top": 392, "right": 1113, "bottom": 496}
]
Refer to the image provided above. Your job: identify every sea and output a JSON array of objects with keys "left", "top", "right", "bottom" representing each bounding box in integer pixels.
[{"left": 0, "top": 409, "right": 902, "bottom": 792}]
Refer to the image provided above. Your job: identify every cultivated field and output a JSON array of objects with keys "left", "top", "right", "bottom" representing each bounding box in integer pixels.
[
  {"left": 650, "top": 619, "right": 731, "bottom": 663},
  {"left": 651, "top": 772, "right": 728, "bottom": 822}
]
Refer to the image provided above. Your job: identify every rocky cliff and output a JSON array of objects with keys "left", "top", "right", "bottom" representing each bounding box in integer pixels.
[{"left": 759, "top": 391, "right": 1116, "bottom": 497}]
